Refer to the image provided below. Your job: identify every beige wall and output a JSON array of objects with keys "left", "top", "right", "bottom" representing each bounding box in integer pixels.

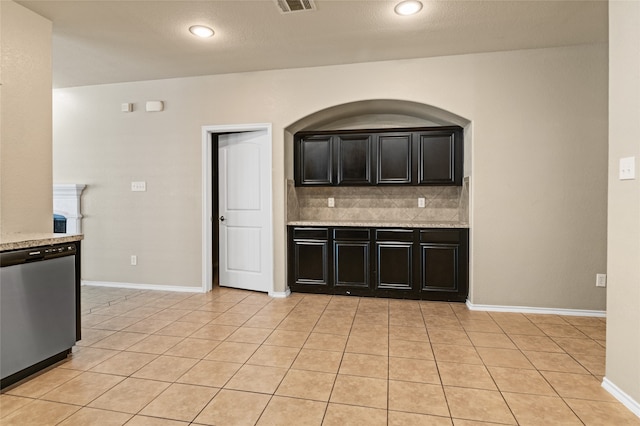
[
  {"left": 54, "top": 44, "right": 608, "bottom": 312},
  {"left": 0, "top": 1, "right": 53, "bottom": 234},
  {"left": 606, "top": 0, "right": 640, "bottom": 409}
]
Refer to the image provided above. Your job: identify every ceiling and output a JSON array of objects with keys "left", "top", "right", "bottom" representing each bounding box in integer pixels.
[{"left": 17, "top": 0, "right": 608, "bottom": 89}]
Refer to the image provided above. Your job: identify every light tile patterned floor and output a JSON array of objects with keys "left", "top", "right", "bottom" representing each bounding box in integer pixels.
[{"left": 1, "top": 285, "right": 639, "bottom": 425}]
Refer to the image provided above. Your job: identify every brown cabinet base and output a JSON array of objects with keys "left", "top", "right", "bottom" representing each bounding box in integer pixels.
[{"left": 288, "top": 226, "right": 468, "bottom": 302}]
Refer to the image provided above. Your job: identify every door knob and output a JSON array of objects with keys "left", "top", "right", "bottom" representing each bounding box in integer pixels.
[{"left": 219, "top": 216, "right": 225, "bottom": 222}]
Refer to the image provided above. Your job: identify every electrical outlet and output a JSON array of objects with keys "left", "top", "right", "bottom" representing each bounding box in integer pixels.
[
  {"left": 596, "top": 273, "right": 606, "bottom": 287},
  {"left": 131, "top": 255, "right": 137, "bottom": 266},
  {"left": 418, "top": 197, "right": 426, "bottom": 208},
  {"left": 328, "top": 197, "right": 335, "bottom": 208}
]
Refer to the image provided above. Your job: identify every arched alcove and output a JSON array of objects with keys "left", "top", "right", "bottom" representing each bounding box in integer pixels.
[
  {"left": 286, "top": 99, "right": 470, "bottom": 133},
  {"left": 284, "top": 98, "right": 472, "bottom": 181},
  {"left": 283, "top": 99, "right": 473, "bottom": 301}
]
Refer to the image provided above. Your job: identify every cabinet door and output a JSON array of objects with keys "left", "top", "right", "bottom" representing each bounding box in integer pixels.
[
  {"left": 336, "top": 135, "right": 373, "bottom": 185},
  {"left": 420, "top": 244, "right": 459, "bottom": 291},
  {"left": 289, "top": 228, "right": 330, "bottom": 291},
  {"left": 419, "top": 229, "right": 468, "bottom": 301},
  {"left": 377, "top": 134, "right": 413, "bottom": 184},
  {"left": 417, "top": 129, "right": 462, "bottom": 185},
  {"left": 296, "top": 136, "right": 333, "bottom": 185},
  {"left": 374, "top": 229, "right": 415, "bottom": 292},
  {"left": 333, "top": 228, "right": 371, "bottom": 295}
]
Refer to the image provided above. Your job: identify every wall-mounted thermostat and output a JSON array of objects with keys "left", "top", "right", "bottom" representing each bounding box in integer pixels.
[
  {"left": 131, "top": 181, "right": 146, "bottom": 192},
  {"left": 145, "top": 101, "right": 164, "bottom": 112}
]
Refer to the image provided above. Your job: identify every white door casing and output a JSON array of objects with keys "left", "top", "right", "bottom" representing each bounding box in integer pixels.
[{"left": 201, "top": 124, "right": 273, "bottom": 294}]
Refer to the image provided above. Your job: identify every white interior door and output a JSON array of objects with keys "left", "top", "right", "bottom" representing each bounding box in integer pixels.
[{"left": 218, "top": 130, "right": 272, "bottom": 292}]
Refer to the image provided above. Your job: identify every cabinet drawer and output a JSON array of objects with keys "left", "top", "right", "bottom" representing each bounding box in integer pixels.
[
  {"left": 334, "top": 228, "right": 370, "bottom": 240},
  {"left": 293, "top": 228, "right": 329, "bottom": 240},
  {"left": 375, "top": 229, "right": 414, "bottom": 242},
  {"left": 420, "top": 230, "right": 462, "bottom": 243}
]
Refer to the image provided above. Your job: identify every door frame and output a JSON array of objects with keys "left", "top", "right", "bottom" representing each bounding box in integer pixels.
[{"left": 201, "top": 123, "right": 274, "bottom": 293}]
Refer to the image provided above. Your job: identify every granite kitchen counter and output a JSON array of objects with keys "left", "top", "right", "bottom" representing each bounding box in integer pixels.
[
  {"left": 287, "top": 220, "right": 469, "bottom": 228},
  {"left": 0, "top": 233, "right": 83, "bottom": 252}
]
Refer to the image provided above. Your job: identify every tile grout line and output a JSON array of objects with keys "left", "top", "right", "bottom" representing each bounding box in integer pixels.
[{"left": 4, "top": 287, "right": 615, "bottom": 425}]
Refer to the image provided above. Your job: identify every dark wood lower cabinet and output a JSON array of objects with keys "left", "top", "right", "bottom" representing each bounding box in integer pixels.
[
  {"left": 333, "top": 227, "right": 371, "bottom": 297},
  {"left": 375, "top": 229, "right": 414, "bottom": 297},
  {"left": 418, "top": 229, "right": 468, "bottom": 300},
  {"left": 421, "top": 245, "right": 459, "bottom": 290},
  {"left": 290, "top": 228, "right": 330, "bottom": 292},
  {"left": 288, "top": 226, "right": 468, "bottom": 302}
]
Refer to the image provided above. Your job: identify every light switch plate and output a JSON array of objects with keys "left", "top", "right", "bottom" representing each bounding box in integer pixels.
[
  {"left": 328, "top": 197, "right": 335, "bottom": 208},
  {"left": 619, "top": 157, "right": 635, "bottom": 180},
  {"left": 418, "top": 197, "right": 426, "bottom": 208},
  {"left": 131, "top": 181, "right": 146, "bottom": 192}
]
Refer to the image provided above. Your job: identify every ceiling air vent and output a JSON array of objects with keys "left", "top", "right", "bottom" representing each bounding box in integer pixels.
[{"left": 275, "top": 0, "right": 316, "bottom": 13}]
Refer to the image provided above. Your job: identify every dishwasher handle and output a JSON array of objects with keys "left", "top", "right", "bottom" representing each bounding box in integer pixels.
[
  {"left": 1, "top": 251, "right": 31, "bottom": 267},
  {"left": 24, "top": 250, "right": 45, "bottom": 262}
]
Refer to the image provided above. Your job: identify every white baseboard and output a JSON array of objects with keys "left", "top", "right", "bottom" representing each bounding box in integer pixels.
[
  {"left": 602, "top": 377, "right": 640, "bottom": 418},
  {"left": 466, "top": 300, "right": 606, "bottom": 317},
  {"left": 269, "top": 288, "right": 291, "bottom": 298},
  {"left": 82, "top": 280, "right": 203, "bottom": 293}
]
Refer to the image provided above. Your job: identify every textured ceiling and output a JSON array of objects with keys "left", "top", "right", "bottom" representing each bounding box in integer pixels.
[{"left": 17, "top": 0, "right": 608, "bottom": 88}]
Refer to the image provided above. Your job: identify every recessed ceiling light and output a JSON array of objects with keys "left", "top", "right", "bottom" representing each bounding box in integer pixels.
[
  {"left": 189, "top": 25, "right": 214, "bottom": 38},
  {"left": 394, "top": 0, "right": 423, "bottom": 16}
]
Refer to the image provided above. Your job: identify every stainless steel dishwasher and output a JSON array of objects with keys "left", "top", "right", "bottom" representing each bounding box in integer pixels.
[{"left": 1, "top": 243, "right": 77, "bottom": 387}]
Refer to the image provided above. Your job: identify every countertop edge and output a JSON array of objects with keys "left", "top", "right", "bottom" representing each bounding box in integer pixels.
[
  {"left": 0, "top": 234, "right": 84, "bottom": 252},
  {"left": 287, "top": 221, "right": 469, "bottom": 229}
]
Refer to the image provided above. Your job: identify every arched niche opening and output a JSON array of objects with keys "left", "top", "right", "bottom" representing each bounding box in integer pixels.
[
  {"left": 284, "top": 99, "right": 472, "bottom": 182},
  {"left": 283, "top": 99, "right": 472, "bottom": 227}
]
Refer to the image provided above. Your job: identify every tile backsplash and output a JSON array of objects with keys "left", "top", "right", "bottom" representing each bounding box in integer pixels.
[{"left": 287, "top": 178, "right": 470, "bottom": 224}]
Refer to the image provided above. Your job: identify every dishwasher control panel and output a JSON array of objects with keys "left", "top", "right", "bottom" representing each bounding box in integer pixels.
[
  {"left": 1, "top": 243, "right": 76, "bottom": 267},
  {"left": 43, "top": 244, "right": 76, "bottom": 259}
]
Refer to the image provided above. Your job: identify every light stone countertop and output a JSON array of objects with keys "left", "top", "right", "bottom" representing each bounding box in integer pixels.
[
  {"left": 287, "top": 220, "right": 469, "bottom": 228},
  {"left": 0, "top": 233, "right": 83, "bottom": 252}
]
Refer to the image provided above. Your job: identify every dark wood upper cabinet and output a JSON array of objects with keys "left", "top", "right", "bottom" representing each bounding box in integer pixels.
[
  {"left": 296, "top": 135, "right": 333, "bottom": 185},
  {"left": 377, "top": 134, "right": 413, "bottom": 185},
  {"left": 295, "top": 126, "right": 463, "bottom": 187},
  {"left": 336, "top": 135, "right": 373, "bottom": 185},
  {"left": 417, "top": 128, "right": 463, "bottom": 185}
]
